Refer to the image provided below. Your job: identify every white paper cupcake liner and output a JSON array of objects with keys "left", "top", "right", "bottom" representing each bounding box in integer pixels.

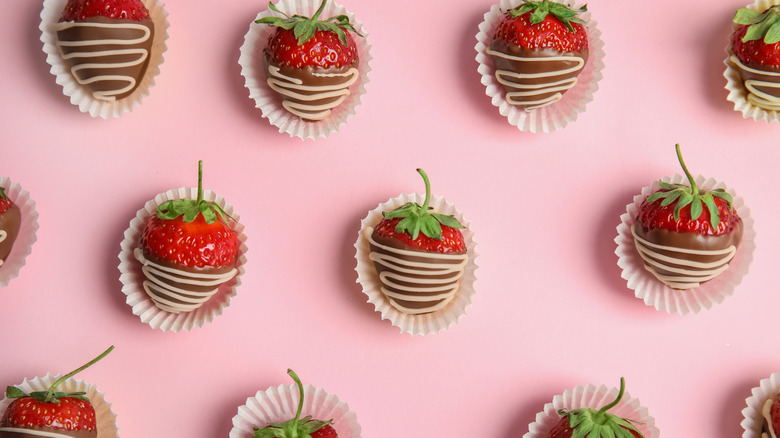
[
  {"left": 742, "top": 373, "right": 780, "bottom": 438},
  {"left": 354, "top": 193, "right": 478, "bottom": 336},
  {"left": 118, "top": 187, "right": 248, "bottom": 332},
  {"left": 40, "top": 0, "right": 169, "bottom": 119},
  {"left": 0, "top": 177, "right": 38, "bottom": 288},
  {"left": 230, "top": 382, "right": 361, "bottom": 438},
  {"left": 475, "top": 0, "right": 604, "bottom": 133},
  {"left": 239, "top": 0, "right": 372, "bottom": 140},
  {"left": 0, "top": 374, "right": 118, "bottom": 437},
  {"left": 615, "top": 174, "right": 755, "bottom": 315},
  {"left": 522, "top": 382, "right": 659, "bottom": 438},
  {"left": 724, "top": 0, "right": 780, "bottom": 123}
]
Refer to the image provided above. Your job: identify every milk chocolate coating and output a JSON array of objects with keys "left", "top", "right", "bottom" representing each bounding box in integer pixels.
[
  {"left": 369, "top": 231, "right": 466, "bottom": 313},
  {"left": 634, "top": 220, "right": 743, "bottom": 283},
  {"left": 0, "top": 204, "right": 21, "bottom": 263},
  {"left": 263, "top": 52, "right": 357, "bottom": 122},
  {"left": 489, "top": 39, "right": 588, "bottom": 109},
  {"left": 56, "top": 16, "right": 155, "bottom": 101},
  {"left": 0, "top": 427, "right": 95, "bottom": 438},
  {"left": 140, "top": 250, "right": 236, "bottom": 307},
  {"left": 736, "top": 62, "right": 780, "bottom": 100}
]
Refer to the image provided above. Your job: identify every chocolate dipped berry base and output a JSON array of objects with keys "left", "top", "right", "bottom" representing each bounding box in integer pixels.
[
  {"left": 632, "top": 145, "right": 743, "bottom": 290},
  {"left": 731, "top": 6, "right": 780, "bottom": 111},
  {"left": 368, "top": 169, "right": 468, "bottom": 315},
  {"left": 0, "top": 188, "right": 20, "bottom": 267}
]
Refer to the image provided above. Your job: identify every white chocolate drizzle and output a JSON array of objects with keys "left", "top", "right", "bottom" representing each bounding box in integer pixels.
[
  {"left": 368, "top": 229, "right": 468, "bottom": 315},
  {"left": 763, "top": 397, "right": 777, "bottom": 438},
  {"left": 486, "top": 48, "right": 585, "bottom": 111},
  {"left": 731, "top": 55, "right": 780, "bottom": 110},
  {"left": 0, "top": 427, "right": 87, "bottom": 438},
  {"left": 53, "top": 21, "right": 152, "bottom": 102},
  {"left": 266, "top": 65, "right": 359, "bottom": 121},
  {"left": 631, "top": 224, "right": 736, "bottom": 290},
  {"left": 134, "top": 248, "right": 237, "bottom": 314}
]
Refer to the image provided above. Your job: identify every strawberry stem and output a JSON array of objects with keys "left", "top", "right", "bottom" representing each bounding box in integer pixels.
[
  {"left": 596, "top": 377, "right": 626, "bottom": 418},
  {"left": 417, "top": 168, "right": 432, "bottom": 211},
  {"left": 289, "top": 369, "right": 305, "bottom": 427},
  {"left": 197, "top": 160, "right": 204, "bottom": 204},
  {"left": 675, "top": 144, "right": 698, "bottom": 196},
  {"left": 311, "top": 0, "right": 327, "bottom": 22},
  {"left": 44, "top": 346, "right": 114, "bottom": 403}
]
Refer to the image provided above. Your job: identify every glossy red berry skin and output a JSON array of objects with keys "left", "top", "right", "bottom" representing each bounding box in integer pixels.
[
  {"left": 637, "top": 190, "right": 741, "bottom": 236},
  {"left": 311, "top": 424, "right": 338, "bottom": 438},
  {"left": 266, "top": 28, "right": 358, "bottom": 69},
  {"left": 548, "top": 416, "right": 642, "bottom": 438},
  {"left": 60, "top": 0, "right": 150, "bottom": 21},
  {"left": 0, "top": 397, "right": 97, "bottom": 433},
  {"left": 494, "top": 11, "right": 588, "bottom": 52},
  {"left": 373, "top": 217, "right": 465, "bottom": 254},
  {"left": 140, "top": 214, "right": 238, "bottom": 268},
  {"left": 733, "top": 25, "right": 780, "bottom": 69}
]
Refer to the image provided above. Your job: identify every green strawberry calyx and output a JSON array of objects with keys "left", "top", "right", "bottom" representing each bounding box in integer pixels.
[
  {"left": 255, "top": 0, "right": 363, "bottom": 47},
  {"left": 645, "top": 144, "right": 733, "bottom": 230},
  {"left": 0, "top": 187, "right": 7, "bottom": 201},
  {"left": 156, "top": 160, "right": 233, "bottom": 226},
  {"left": 383, "top": 169, "right": 464, "bottom": 241},
  {"left": 557, "top": 377, "right": 644, "bottom": 438},
  {"left": 253, "top": 369, "right": 333, "bottom": 438},
  {"left": 5, "top": 345, "right": 114, "bottom": 404},
  {"left": 734, "top": 5, "right": 780, "bottom": 44},
  {"left": 509, "top": 0, "right": 587, "bottom": 32}
]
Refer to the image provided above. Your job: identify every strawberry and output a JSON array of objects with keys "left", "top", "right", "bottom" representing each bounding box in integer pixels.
[
  {"left": 139, "top": 161, "right": 238, "bottom": 269},
  {"left": 253, "top": 370, "right": 338, "bottom": 438},
  {"left": 731, "top": 6, "right": 780, "bottom": 110},
  {"left": 488, "top": 0, "right": 589, "bottom": 109},
  {"left": 548, "top": 378, "right": 644, "bottom": 438},
  {"left": 0, "top": 346, "right": 114, "bottom": 438},
  {"left": 769, "top": 396, "right": 780, "bottom": 437},
  {"left": 632, "top": 144, "right": 743, "bottom": 290},
  {"left": 254, "top": 0, "right": 363, "bottom": 121},
  {"left": 372, "top": 169, "right": 465, "bottom": 254},
  {"left": 60, "top": 0, "right": 150, "bottom": 22},
  {"left": 0, "top": 187, "right": 21, "bottom": 267}
]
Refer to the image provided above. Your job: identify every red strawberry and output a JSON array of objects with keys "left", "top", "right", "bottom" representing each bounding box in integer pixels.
[
  {"left": 135, "top": 161, "right": 239, "bottom": 314},
  {"left": 769, "top": 397, "right": 780, "bottom": 436},
  {"left": 253, "top": 370, "right": 338, "bottom": 438},
  {"left": 731, "top": 6, "right": 780, "bottom": 110},
  {"left": 549, "top": 378, "right": 644, "bottom": 438},
  {"left": 60, "top": 0, "right": 150, "bottom": 22},
  {"left": 633, "top": 144, "right": 743, "bottom": 290},
  {"left": 0, "top": 187, "right": 21, "bottom": 266},
  {"left": 488, "top": 0, "right": 589, "bottom": 109},
  {"left": 0, "top": 346, "right": 114, "bottom": 438},
  {"left": 255, "top": 0, "right": 363, "bottom": 121},
  {"left": 140, "top": 161, "right": 238, "bottom": 269}
]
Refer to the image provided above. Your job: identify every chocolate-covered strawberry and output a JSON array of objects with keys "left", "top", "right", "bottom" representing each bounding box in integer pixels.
[
  {"left": 253, "top": 370, "right": 338, "bottom": 438},
  {"left": 633, "top": 144, "right": 743, "bottom": 290},
  {"left": 55, "top": 0, "right": 155, "bottom": 101},
  {"left": 134, "top": 161, "right": 239, "bottom": 314},
  {"left": 731, "top": 5, "right": 780, "bottom": 111},
  {"left": 761, "top": 395, "right": 780, "bottom": 438},
  {"left": 549, "top": 378, "right": 644, "bottom": 438},
  {"left": 0, "top": 187, "right": 21, "bottom": 268},
  {"left": 0, "top": 346, "right": 114, "bottom": 438},
  {"left": 255, "top": 0, "right": 362, "bottom": 121},
  {"left": 368, "top": 169, "right": 468, "bottom": 315},
  {"left": 488, "top": 0, "right": 589, "bottom": 110}
]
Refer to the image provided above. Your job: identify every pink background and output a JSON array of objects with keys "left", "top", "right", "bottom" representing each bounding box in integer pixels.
[{"left": 1, "top": 0, "right": 779, "bottom": 437}]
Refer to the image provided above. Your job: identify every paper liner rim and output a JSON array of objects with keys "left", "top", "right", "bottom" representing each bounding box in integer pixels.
[
  {"left": 229, "top": 383, "right": 361, "bottom": 438},
  {"left": 0, "top": 374, "right": 119, "bottom": 437},
  {"left": 0, "top": 177, "right": 39, "bottom": 288},
  {"left": 474, "top": 0, "right": 605, "bottom": 133},
  {"left": 741, "top": 373, "right": 780, "bottom": 437},
  {"left": 39, "top": 0, "right": 169, "bottom": 119},
  {"left": 521, "top": 383, "right": 659, "bottom": 438},
  {"left": 354, "top": 193, "right": 479, "bottom": 336},
  {"left": 117, "top": 187, "right": 248, "bottom": 332},
  {"left": 614, "top": 174, "right": 755, "bottom": 315},
  {"left": 238, "top": 0, "right": 372, "bottom": 140}
]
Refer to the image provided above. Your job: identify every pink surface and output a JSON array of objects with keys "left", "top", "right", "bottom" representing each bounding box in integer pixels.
[{"left": 1, "top": 0, "right": 778, "bottom": 437}]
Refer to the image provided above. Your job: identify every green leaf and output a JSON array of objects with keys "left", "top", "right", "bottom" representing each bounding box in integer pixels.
[
  {"left": 529, "top": 7, "right": 548, "bottom": 24},
  {"left": 710, "top": 190, "right": 733, "bottom": 206},
  {"left": 733, "top": 8, "right": 763, "bottom": 25},
  {"left": 703, "top": 195, "right": 721, "bottom": 229},
  {"left": 419, "top": 216, "right": 443, "bottom": 240},
  {"left": 765, "top": 21, "right": 780, "bottom": 44},
  {"left": 5, "top": 386, "right": 27, "bottom": 398},
  {"left": 673, "top": 193, "right": 693, "bottom": 220},
  {"left": 659, "top": 190, "right": 683, "bottom": 206},
  {"left": 690, "top": 198, "right": 702, "bottom": 220},
  {"left": 744, "top": 13, "right": 779, "bottom": 41},
  {"left": 432, "top": 213, "right": 465, "bottom": 229}
]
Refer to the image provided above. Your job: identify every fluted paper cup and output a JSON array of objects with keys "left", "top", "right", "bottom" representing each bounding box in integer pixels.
[
  {"left": 239, "top": 0, "right": 371, "bottom": 140},
  {"left": 230, "top": 382, "right": 360, "bottom": 438},
  {"left": 475, "top": 0, "right": 604, "bottom": 133},
  {"left": 615, "top": 174, "right": 755, "bottom": 315},
  {"left": 724, "top": 0, "right": 780, "bottom": 123},
  {"left": 742, "top": 373, "right": 780, "bottom": 438},
  {"left": 522, "top": 381, "right": 659, "bottom": 438},
  {"left": 118, "top": 187, "right": 248, "bottom": 332},
  {"left": 0, "top": 177, "right": 38, "bottom": 288},
  {"left": 40, "top": 0, "right": 169, "bottom": 119},
  {"left": 354, "top": 193, "right": 478, "bottom": 336},
  {"left": 0, "top": 374, "right": 118, "bottom": 438}
]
